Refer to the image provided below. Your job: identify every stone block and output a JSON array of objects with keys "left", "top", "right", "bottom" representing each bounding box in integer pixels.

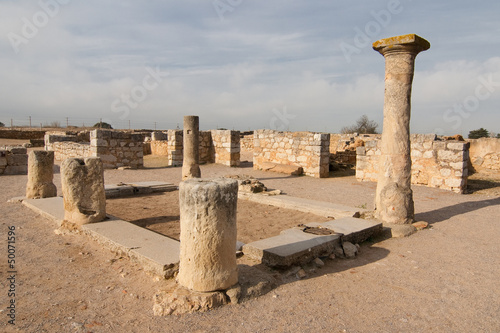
[
  {"left": 9, "top": 147, "right": 27, "bottom": 154},
  {"left": 447, "top": 141, "right": 468, "bottom": 151},
  {"left": 61, "top": 157, "right": 106, "bottom": 226},
  {"left": 243, "top": 228, "right": 341, "bottom": 267},
  {"left": 26, "top": 151, "right": 57, "bottom": 199},
  {"left": 445, "top": 178, "right": 465, "bottom": 188},
  {"left": 3, "top": 165, "right": 28, "bottom": 175},
  {"left": 7, "top": 154, "right": 28, "bottom": 166}
]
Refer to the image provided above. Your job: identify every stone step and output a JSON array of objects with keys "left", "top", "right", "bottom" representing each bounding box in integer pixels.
[
  {"left": 242, "top": 228, "right": 342, "bottom": 267},
  {"left": 242, "top": 217, "right": 382, "bottom": 267},
  {"left": 238, "top": 192, "right": 363, "bottom": 219},
  {"left": 105, "top": 181, "right": 177, "bottom": 198},
  {"left": 306, "top": 217, "right": 382, "bottom": 244},
  {"left": 23, "top": 197, "right": 65, "bottom": 225},
  {"left": 82, "top": 221, "right": 180, "bottom": 279}
]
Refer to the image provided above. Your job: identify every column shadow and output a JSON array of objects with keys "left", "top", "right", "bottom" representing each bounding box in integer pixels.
[{"left": 415, "top": 197, "right": 500, "bottom": 224}]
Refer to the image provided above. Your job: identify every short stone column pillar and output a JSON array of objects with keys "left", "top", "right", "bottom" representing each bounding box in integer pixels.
[
  {"left": 61, "top": 157, "right": 106, "bottom": 226},
  {"left": 178, "top": 178, "right": 238, "bottom": 292},
  {"left": 373, "top": 34, "right": 430, "bottom": 224},
  {"left": 182, "top": 116, "right": 201, "bottom": 180},
  {"left": 26, "top": 151, "right": 57, "bottom": 199}
]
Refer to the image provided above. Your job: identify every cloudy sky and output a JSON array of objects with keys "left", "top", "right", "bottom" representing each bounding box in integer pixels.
[{"left": 1, "top": 0, "right": 499, "bottom": 135}]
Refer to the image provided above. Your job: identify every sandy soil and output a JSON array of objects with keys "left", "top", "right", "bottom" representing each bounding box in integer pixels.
[
  {"left": 106, "top": 192, "right": 330, "bottom": 244},
  {"left": 0, "top": 146, "right": 499, "bottom": 332}
]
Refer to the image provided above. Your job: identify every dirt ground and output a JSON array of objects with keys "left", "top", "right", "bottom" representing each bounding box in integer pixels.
[
  {"left": 0, "top": 140, "right": 500, "bottom": 332},
  {"left": 106, "top": 192, "right": 330, "bottom": 244}
]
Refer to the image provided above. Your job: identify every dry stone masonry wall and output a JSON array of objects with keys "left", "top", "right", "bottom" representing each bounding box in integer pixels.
[
  {"left": 45, "top": 130, "right": 143, "bottom": 169},
  {"left": 211, "top": 130, "right": 240, "bottom": 167},
  {"left": 0, "top": 147, "right": 28, "bottom": 175},
  {"left": 240, "top": 133, "right": 254, "bottom": 151},
  {"left": 468, "top": 138, "right": 500, "bottom": 172},
  {"left": 90, "top": 130, "right": 143, "bottom": 169},
  {"left": 356, "top": 134, "right": 469, "bottom": 193},
  {"left": 253, "top": 130, "right": 330, "bottom": 178}
]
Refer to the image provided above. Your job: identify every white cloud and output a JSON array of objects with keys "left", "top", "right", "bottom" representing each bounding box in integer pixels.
[{"left": 0, "top": 0, "right": 499, "bottom": 136}]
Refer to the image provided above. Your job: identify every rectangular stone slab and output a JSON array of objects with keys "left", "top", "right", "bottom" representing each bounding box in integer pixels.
[
  {"left": 105, "top": 181, "right": 177, "bottom": 198},
  {"left": 23, "top": 197, "right": 65, "bottom": 225},
  {"left": 104, "top": 184, "right": 135, "bottom": 198},
  {"left": 238, "top": 192, "right": 363, "bottom": 219},
  {"left": 242, "top": 228, "right": 341, "bottom": 267},
  {"left": 306, "top": 217, "right": 383, "bottom": 244},
  {"left": 83, "top": 220, "right": 180, "bottom": 279}
]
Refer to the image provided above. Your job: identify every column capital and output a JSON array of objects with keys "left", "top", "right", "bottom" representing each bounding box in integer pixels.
[{"left": 373, "top": 34, "right": 430, "bottom": 57}]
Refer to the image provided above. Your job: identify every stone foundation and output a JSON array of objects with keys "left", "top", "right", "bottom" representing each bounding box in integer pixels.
[
  {"left": 253, "top": 130, "right": 330, "bottom": 178},
  {"left": 356, "top": 134, "right": 469, "bottom": 193}
]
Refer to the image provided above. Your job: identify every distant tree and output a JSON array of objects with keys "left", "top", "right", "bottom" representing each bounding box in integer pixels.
[
  {"left": 468, "top": 128, "right": 489, "bottom": 139},
  {"left": 496, "top": 133, "right": 500, "bottom": 139},
  {"left": 0, "top": 121, "right": 4, "bottom": 127},
  {"left": 93, "top": 121, "right": 113, "bottom": 129},
  {"left": 341, "top": 115, "right": 378, "bottom": 134}
]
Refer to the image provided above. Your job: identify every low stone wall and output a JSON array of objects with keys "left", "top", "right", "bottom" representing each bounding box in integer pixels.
[
  {"left": 158, "top": 130, "right": 238, "bottom": 167},
  {"left": 167, "top": 130, "right": 183, "bottom": 167},
  {"left": 356, "top": 134, "right": 469, "bottom": 193},
  {"left": 211, "top": 130, "right": 240, "bottom": 167},
  {"left": 253, "top": 130, "right": 330, "bottom": 178},
  {"left": 143, "top": 142, "right": 151, "bottom": 155},
  {"left": 330, "top": 133, "right": 380, "bottom": 153},
  {"left": 150, "top": 140, "right": 169, "bottom": 156},
  {"left": 90, "top": 130, "right": 143, "bottom": 169},
  {"left": 200, "top": 131, "right": 215, "bottom": 164},
  {"left": 0, "top": 147, "right": 28, "bottom": 175},
  {"left": 240, "top": 133, "right": 254, "bottom": 151},
  {"left": 52, "top": 142, "right": 92, "bottom": 161},
  {"left": 46, "top": 130, "right": 143, "bottom": 169},
  {"left": 0, "top": 129, "right": 46, "bottom": 140},
  {"left": 467, "top": 138, "right": 500, "bottom": 172}
]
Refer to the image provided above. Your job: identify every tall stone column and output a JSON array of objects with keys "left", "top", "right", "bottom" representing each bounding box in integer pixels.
[
  {"left": 26, "top": 151, "right": 57, "bottom": 199},
  {"left": 182, "top": 116, "right": 201, "bottom": 180},
  {"left": 178, "top": 178, "right": 238, "bottom": 292},
  {"left": 61, "top": 157, "right": 106, "bottom": 226},
  {"left": 373, "top": 34, "right": 430, "bottom": 224}
]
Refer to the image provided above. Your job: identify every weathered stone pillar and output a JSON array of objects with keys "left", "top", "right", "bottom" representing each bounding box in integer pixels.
[
  {"left": 373, "top": 34, "right": 430, "bottom": 224},
  {"left": 178, "top": 178, "right": 238, "bottom": 292},
  {"left": 26, "top": 151, "right": 57, "bottom": 199},
  {"left": 61, "top": 157, "right": 106, "bottom": 226},
  {"left": 182, "top": 116, "right": 201, "bottom": 180}
]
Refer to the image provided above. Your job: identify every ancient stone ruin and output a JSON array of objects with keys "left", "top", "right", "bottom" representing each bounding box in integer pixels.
[
  {"left": 0, "top": 146, "right": 28, "bottom": 175},
  {"left": 178, "top": 178, "right": 239, "bottom": 292},
  {"left": 26, "top": 151, "right": 57, "bottom": 199},
  {"left": 373, "top": 34, "right": 430, "bottom": 224},
  {"left": 181, "top": 116, "right": 201, "bottom": 180},
  {"left": 61, "top": 157, "right": 106, "bottom": 226}
]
